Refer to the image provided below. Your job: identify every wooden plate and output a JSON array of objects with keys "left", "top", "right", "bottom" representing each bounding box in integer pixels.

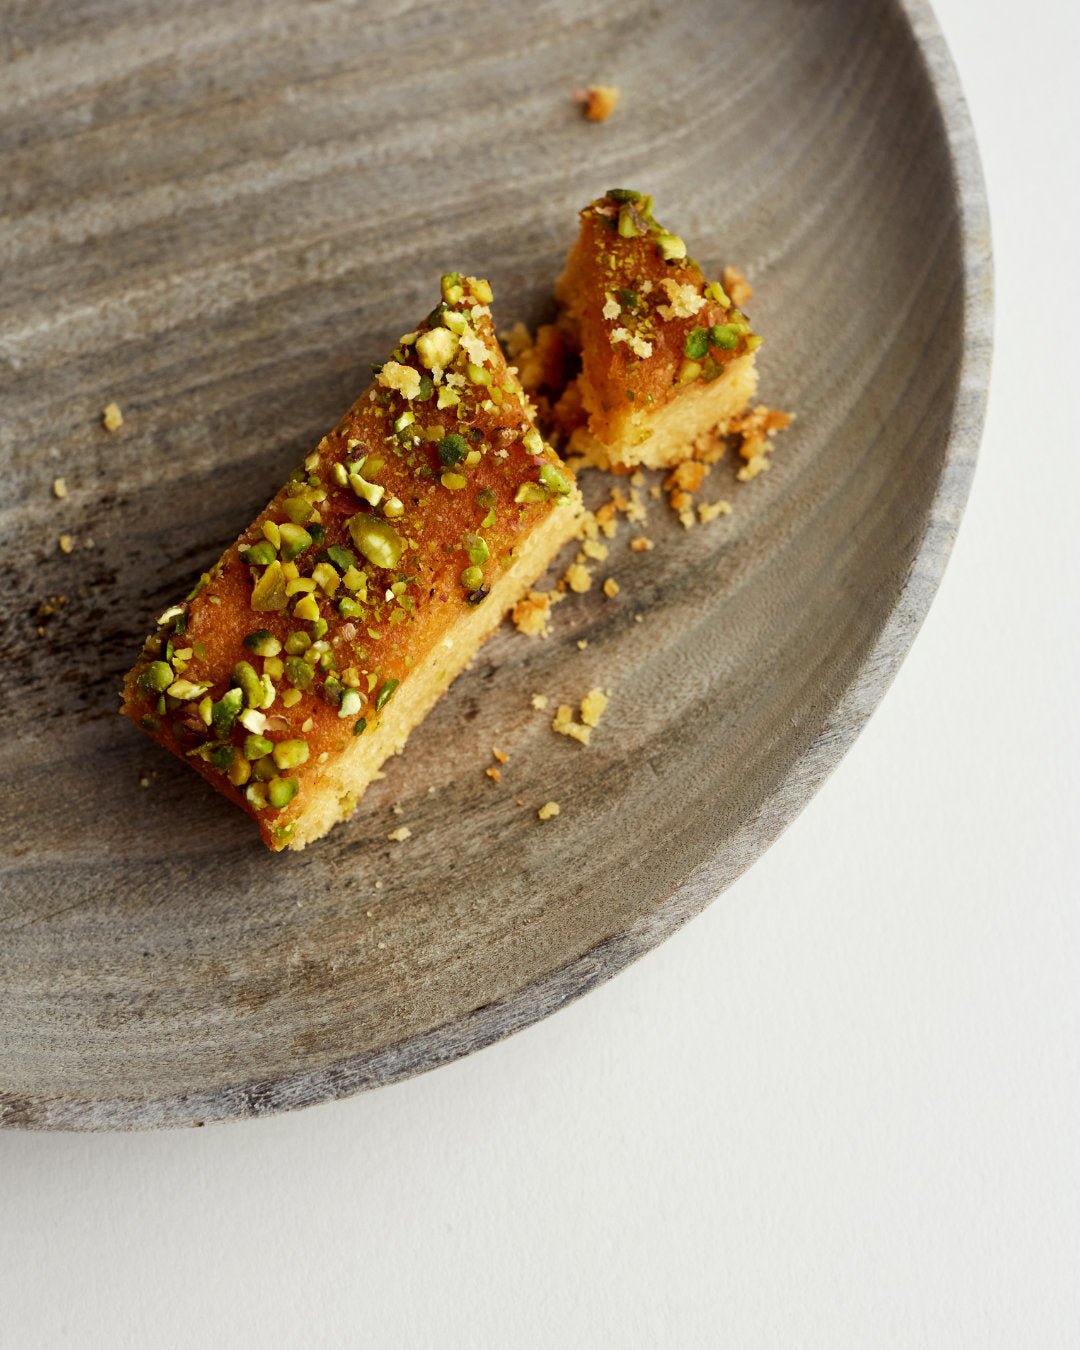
[{"left": 0, "top": 0, "right": 991, "bottom": 1129}]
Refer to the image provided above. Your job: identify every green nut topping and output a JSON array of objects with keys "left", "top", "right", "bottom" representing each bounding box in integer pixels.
[
  {"left": 140, "top": 660, "right": 173, "bottom": 694},
  {"left": 522, "top": 427, "right": 544, "bottom": 456},
  {"left": 656, "top": 233, "right": 687, "bottom": 261},
  {"left": 272, "top": 739, "right": 309, "bottom": 771},
  {"left": 348, "top": 515, "right": 403, "bottom": 570},
  {"left": 709, "top": 323, "right": 741, "bottom": 350},
  {"left": 253, "top": 755, "right": 279, "bottom": 782},
  {"left": 539, "top": 464, "right": 572, "bottom": 496},
  {"left": 243, "top": 734, "right": 273, "bottom": 760},
  {"left": 250, "top": 560, "right": 288, "bottom": 611},
  {"left": 606, "top": 188, "right": 642, "bottom": 202},
  {"left": 323, "top": 675, "right": 344, "bottom": 707},
  {"left": 241, "top": 541, "right": 277, "bottom": 566},
  {"left": 242, "top": 629, "right": 281, "bottom": 657},
  {"left": 211, "top": 687, "right": 244, "bottom": 735},
  {"left": 284, "top": 656, "right": 315, "bottom": 690},
  {"left": 308, "top": 522, "right": 326, "bottom": 546},
  {"left": 209, "top": 745, "right": 236, "bottom": 772},
  {"left": 283, "top": 630, "right": 311, "bottom": 655},
  {"left": 515, "top": 482, "right": 548, "bottom": 504},
  {"left": 438, "top": 433, "right": 468, "bottom": 467},
  {"left": 139, "top": 714, "right": 161, "bottom": 732},
  {"left": 352, "top": 718, "right": 367, "bottom": 737},
  {"left": 338, "top": 596, "right": 364, "bottom": 619},
  {"left": 338, "top": 688, "right": 362, "bottom": 719},
  {"left": 245, "top": 782, "right": 269, "bottom": 810},
  {"left": 375, "top": 678, "right": 399, "bottom": 713},
  {"left": 232, "top": 661, "right": 263, "bottom": 708},
  {"left": 281, "top": 497, "right": 314, "bottom": 525},
  {"left": 278, "top": 522, "right": 313, "bottom": 562},
  {"left": 268, "top": 777, "right": 299, "bottom": 810},
  {"left": 684, "top": 326, "right": 710, "bottom": 360},
  {"left": 326, "top": 544, "right": 357, "bottom": 571},
  {"left": 460, "top": 565, "right": 484, "bottom": 590},
  {"left": 476, "top": 487, "right": 496, "bottom": 510},
  {"left": 463, "top": 533, "right": 489, "bottom": 566},
  {"left": 617, "top": 202, "right": 645, "bottom": 239}
]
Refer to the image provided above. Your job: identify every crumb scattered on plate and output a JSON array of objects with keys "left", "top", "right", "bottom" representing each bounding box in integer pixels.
[
  {"left": 387, "top": 826, "right": 411, "bottom": 843},
  {"left": 581, "top": 85, "right": 619, "bottom": 121},
  {"left": 102, "top": 402, "right": 123, "bottom": 431},
  {"left": 538, "top": 801, "right": 560, "bottom": 820}
]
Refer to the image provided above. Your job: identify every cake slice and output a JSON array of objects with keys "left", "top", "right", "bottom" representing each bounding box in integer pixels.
[
  {"left": 542, "top": 189, "right": 763, "bottom": 470},
  {"left": 122, "top": 275, "right": 583, "bottom": 851}
]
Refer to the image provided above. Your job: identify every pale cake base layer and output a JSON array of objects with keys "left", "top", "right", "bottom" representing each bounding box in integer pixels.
[
  {"left": 569, "top": 354, "right": 758, "bottom": 470},
  {"left": 286, "top": 491, "right": 583, "bottom": 850}
]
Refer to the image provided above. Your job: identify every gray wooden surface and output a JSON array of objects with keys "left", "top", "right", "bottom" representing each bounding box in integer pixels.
[{"left": 0, "top": 0, "right": 991, "bottom": 1129}]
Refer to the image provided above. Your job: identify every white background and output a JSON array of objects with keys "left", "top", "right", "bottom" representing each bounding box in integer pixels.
[{"left": 3, "top": 2, "right": 1078, "bottom": 1345}]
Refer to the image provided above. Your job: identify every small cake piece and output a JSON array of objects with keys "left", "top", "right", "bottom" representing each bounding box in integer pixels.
[
  {"left": 546, "top": 189, "right": 763, "bottom": 470},
  {"left": 122, "top": 275, "right": 583, "bottom": 851}
]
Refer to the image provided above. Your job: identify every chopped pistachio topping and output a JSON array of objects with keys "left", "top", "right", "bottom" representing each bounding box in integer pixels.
[
  {"left": 460, "top": 565, "right": 484, "bottom": 589},
  {"left": 245, "top": 782, "right": 269, "bottom": 810},
  {"left": 244, "top": 734, "right": 273, "bottom": 760},
  {"left": 438, "top": 433, "right": 468, "bottom": 467},
  {"left": 709, "top": 323, "right": 741, "bottom": 350},
  {"left": 241, "top": 541, "right": 277, "bottom": 566},
  {"left": 441, "top": 472, "right": 467, "bottom": 491},
  {"left": 684, "top": 327, "right": 710, "bottom": 360},
  {"left": 281, "top": 497, "right": 314, "bottom": 525},
  {"left": 284, "top": 656, "right": 315, "bottom": 689},
  {"left": 352, "top": 718, "right": 367, "bottom": 737},
  {"left": 326, "top": 544, "right": 356, "bottom": 571},
  {"left": 292, "top": 594, "right": 320, "bottom": 622},
  {"left": 250, "top": 560, "right": 288, "bottom": 611},
  {"left": 374, "top": 678, "right": 399, "bottom": 713},
  {"left": 211, "top": 687, "right": 244, "bottom": 735},
  {"left": 140, "top": 660, "right": 173, "bottom": 694},
  {"left": 522, "top": 427, "right": 544, "bottom": 456},
  {"left": 463, "top": 533, "right": 490, "bottom": 565},
  {"left": 278, "top": 522, "right": 313, "bottom": 562},
  {"left": 283, "top": 631, "right": 311, "bottom": 655},
  {"left": 242, "top": 629, "right": 281, "bottom": 657},
  {"left": 166, "top": 678, "right": 211, "bottom": 700},
  {"left": 338, "top": 688, "right": 362, "bottom": 719},
  {"left": 348, "top": 515, "right": 403, "bottom": 570},
  {"left": 515, "top": 482, "right": 548, "bottom": 504},
  {"left": 656, "top": 233, "right": 687, "bottom": 261},
  {"left": 268, "top": 777, "right": 299, "bottom": 809},
  {"left": 272, "top": 739, "right": 309, "bottom": 771},
  {"left": 539, "top": 464, "right": 572, "bottom": 496},
  {"left": 338, "top": 596, "right": 364, "bottom": 619}
]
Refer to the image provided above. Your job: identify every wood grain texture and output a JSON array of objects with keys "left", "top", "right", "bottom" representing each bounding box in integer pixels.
[{"left": 0, "top": 0, "right": 991, "bottom": 1129}]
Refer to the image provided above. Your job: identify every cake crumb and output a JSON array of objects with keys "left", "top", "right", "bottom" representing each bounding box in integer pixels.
[
  {"left": 634, "top": 613, "right": 643, "bottom": 623},
  {"left": 102, "top": 402, "right": 123, "bottom": 431},
  {"left": 698, "top": 499, "right": 733, "bottom": 523},
  {"left": 387, "top": 826, "right": 411, "bottom": 842},
  {"left": 140, "top": 776, "right": 150, "bottom": 788},
  {"left": 630, "top": 536, "right": 654, "bottom": 551},
  {"left": 52, "top": 477, "right": 68, "bottom": 499},
  {"left": 722, "top": 264, "right": 754, "bottom": 307},
  {"left": 563, "top": 562, "right": 592, "bottom": 593},
  {"left": 577, "top": 639, "right": 588, "bottom": 650},
  {"left": 553, "top": 703, "right": 591, "bottom": 746},
  {"left": 58, "top": 534, "right": 74, "bottom": 554},
  {"left": 581, "top": 537, "right": 609, "bottom": 562},
  {"left": 512, "top": 588, "right": 563, "bottom": 638},
  {"left": 582, "top": 85, "right": 619, "bottom": 122},
  {"left": 580, "top": 688, "right": 608, "bottom": 727},
  {"left": 665, "top": 461, "right": 708, "bottom": 494},
  {"left": 594, "top": 502, "right": 618, "bottom": 538},
  {"left": 602, "top": 577, "right": 620, "bottom": 598},
  {"left": 538, "top": 801, "right": 561, "bottom": 820},
  {"left": 531, "top": 693, "right": 549, "bottom": 711},
  {"left": 486, "top": 767, "right": 501, "bottom": 782},
  {"left": 493, "top": 747, "right": 509, "bottom": 764},
  {"left": 375, "top": 881, "right": 383, "bottom": 889}
]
